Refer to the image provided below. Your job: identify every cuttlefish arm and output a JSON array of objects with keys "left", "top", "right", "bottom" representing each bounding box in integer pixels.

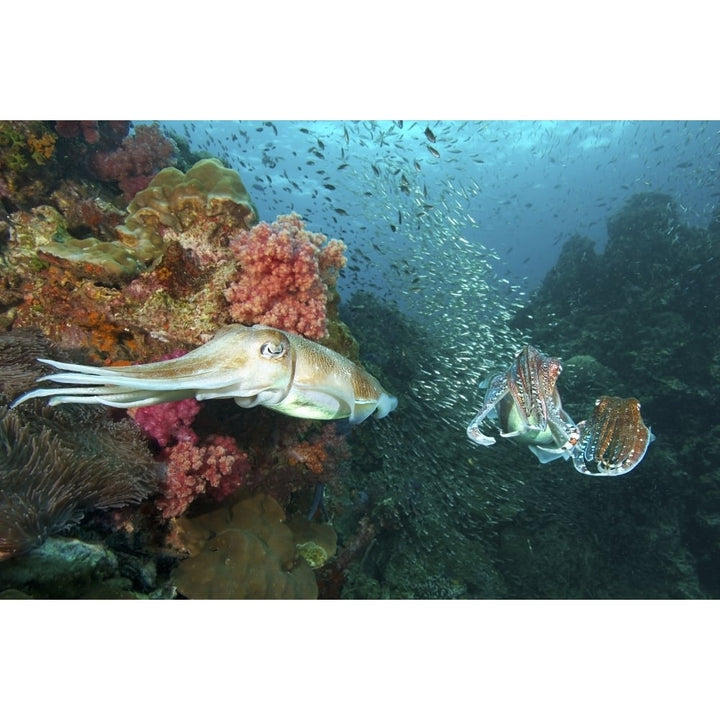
[
  {"left": 11, "top": 324, "right": 398, "bottom": 424},
  {"left": 466, "top": 372, "right": 509, "bottom": 446}
]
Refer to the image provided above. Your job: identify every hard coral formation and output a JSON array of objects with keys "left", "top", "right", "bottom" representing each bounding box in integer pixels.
[
  {"left": 170, "top": 493, "right": 318, "bottom": 599},
  {"left": 225, "top": 212, "right": 346, "bottom": 339},
  {"left": 116, "top": 157, "right": 258, "bottom": 265},
  {"left": 4, "top": 203, "right": 140, "bottom": 286},
  {"left": 51, "top": 181, "right": 126, "bottom": 243}
]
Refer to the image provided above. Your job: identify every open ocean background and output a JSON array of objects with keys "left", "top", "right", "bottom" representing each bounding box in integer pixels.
[{"left": 158, "top": 120, "right": 720, "bottom": 296}]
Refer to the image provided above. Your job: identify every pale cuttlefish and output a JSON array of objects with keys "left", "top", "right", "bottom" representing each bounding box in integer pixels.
[
  {"left": 11, "top": 324, "right": 398, "bottom": 424},
  {"left": 466, "top": 344, "right": 580, "bottom": 463}
]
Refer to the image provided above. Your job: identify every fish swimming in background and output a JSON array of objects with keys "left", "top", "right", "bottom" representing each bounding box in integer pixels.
[{"left": 11, "top": 325, "right": 398, "bottom": 424}]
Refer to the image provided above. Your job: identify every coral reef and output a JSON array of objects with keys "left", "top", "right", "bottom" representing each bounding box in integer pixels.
[
  {"left": 1, "top": 122, "right": 385, "bottom": 598},
  {"left": 225, "top": 213, "right": 346, "bottom": 339}
]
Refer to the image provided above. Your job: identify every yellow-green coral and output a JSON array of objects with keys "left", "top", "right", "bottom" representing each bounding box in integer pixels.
[
  {"left": 116, "top": 158, "right": 259, "bottom": 264},
  {"left": 38, "top": 237, "right": 142, "bottom": 284},
  {"left": 287, "top": 516, "right": 338, "bottom": 569},
  {"left": 4, "top": 205, "right": 140, "bottom": 285},
  {"left": 0, "top": 121, "right": 56, "bottom": 172}
]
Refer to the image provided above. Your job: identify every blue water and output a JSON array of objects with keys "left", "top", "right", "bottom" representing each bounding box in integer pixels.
[{"left": 158, "top": 120, "right": 720, "bottom": 291}]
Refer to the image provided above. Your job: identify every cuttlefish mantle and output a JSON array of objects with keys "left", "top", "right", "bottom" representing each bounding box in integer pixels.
[{"left": 11, "top": 324, "right": 398, "bottom": 424}]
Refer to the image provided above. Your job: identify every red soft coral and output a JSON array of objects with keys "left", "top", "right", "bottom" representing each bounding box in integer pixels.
[{"left": 224, "top": 213, "right": 346, "bottom": 340}]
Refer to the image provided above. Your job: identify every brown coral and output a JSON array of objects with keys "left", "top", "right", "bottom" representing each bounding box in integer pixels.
[
  {"left": 170, "top": 493, "right": 318, "bottom": 599},
  {"left": 0, "top": 328, "right": 55, "bottom": 403}
]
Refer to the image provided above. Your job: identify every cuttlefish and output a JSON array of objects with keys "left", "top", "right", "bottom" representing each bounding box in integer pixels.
[
  {"left": 466, "top": 344, "right": 580, "bottom": 463},
  {"left": 572, "top": 396, "right": 654, "bottom": 476},
  {"left": 11, "top": 324, "right": 398, "bottom": 424}
]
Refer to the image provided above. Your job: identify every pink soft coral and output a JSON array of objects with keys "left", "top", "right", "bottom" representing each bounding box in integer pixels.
[
  {"left": 224, "top": 213, "right": 346, "bottom": 340},
  {"left": 130, "top": 398, "right": 202, "bottom": 448},
  {"left": 127, "top": 369, "right": 250, "bottom": 517},
  {"left": 91, "top": 123, "right": 176, "bottom": 201},
  {"left": 157, "top": 434, "right": 250, "bottom": 519}
]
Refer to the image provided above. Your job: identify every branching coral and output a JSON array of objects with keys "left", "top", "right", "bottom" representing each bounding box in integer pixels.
[{"left": 224, "top": 212, "right": 346, "bottom": 339}]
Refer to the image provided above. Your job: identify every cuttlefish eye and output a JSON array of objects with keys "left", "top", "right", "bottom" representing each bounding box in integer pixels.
[{"left": 260, "top": 341, "right": 287, "bottom": 359}]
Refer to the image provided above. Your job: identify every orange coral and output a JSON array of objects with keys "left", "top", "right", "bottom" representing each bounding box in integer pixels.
[{"left": 26, "top": 132, "right": 56, "bottom": 164}]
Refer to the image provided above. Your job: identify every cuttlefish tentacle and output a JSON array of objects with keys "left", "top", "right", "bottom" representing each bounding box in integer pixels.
[
  {"left": 11, "top": 324, "right": 398, "bottom": 424},
  {"left": 466, "top": 373, "right": 509, "bottom": 446}
]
